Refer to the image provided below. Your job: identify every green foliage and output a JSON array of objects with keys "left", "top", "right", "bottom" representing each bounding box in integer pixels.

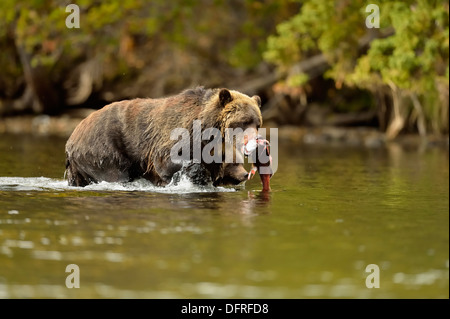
[
  {"left": 264, "top": 0, "right": 449, "bottom": 134},
  {"left": 264, "top": 1, "right": 366, "bottom": 72},
  {"left": 286, "top": 73, "right": 309, "bottom": 87},
  {"left": 0, "top": 0, "right": 300, "bottom": 116},
  {"left": 2, "top": 0, "right": 447, "bottom": 136},
  {"left": 0, "top": 0, "right": 295, "bottom": 90}
]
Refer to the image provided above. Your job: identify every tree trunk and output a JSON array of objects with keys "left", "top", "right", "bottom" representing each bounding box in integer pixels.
[
  {"left": 409, "top": 93, "right": 426, "bottom": 137},
  {"left": 14, "top": 29, "right": 61, "bottom": 114},
  {"left": 385, "top": 82, "right": 406, "bottom": 140}
]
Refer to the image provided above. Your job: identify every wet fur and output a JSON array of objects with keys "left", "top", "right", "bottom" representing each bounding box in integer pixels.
[{"left": 65, "top": 87, "right": 262, "bottom": 187}]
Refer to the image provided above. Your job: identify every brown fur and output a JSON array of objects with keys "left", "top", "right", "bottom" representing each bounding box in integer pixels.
[{"left": 65, "top": 87, "right": 262, "bottom": 187}]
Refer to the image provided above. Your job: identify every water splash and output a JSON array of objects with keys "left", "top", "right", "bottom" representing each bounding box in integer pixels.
[{"left": 0, "top": 176, "right": 236, "bottom": 193}]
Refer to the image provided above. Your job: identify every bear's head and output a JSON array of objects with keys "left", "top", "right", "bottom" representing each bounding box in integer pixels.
[
  {"left": 216, "top": 88, "right": 262, "bottom": 146},
  {"left": 211, "top": 88, "right": 264, "bottom": 186}
]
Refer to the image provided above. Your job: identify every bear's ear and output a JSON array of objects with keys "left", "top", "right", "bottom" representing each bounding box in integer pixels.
[
  {"left": 219, "top": 89, "right": 233, "bottom": 107},
  {"left": 252, "top": 95, "right": 261, "bottom": 108}
]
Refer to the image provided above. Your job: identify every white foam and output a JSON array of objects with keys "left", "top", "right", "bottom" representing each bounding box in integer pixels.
[{"left": 0, "top": 176, "right": 236, "bottom": 193}]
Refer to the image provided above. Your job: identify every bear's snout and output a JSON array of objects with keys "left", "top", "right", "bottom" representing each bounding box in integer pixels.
[{"left": 219, "top": 163, "right": 249, "bottom": 185}]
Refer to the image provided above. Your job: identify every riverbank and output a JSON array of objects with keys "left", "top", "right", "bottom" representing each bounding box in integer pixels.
[
  {"left": 276, "top": 125, "right": 449, "bottom": 150},
  {"left": 1, "top": 114, "right": 448, "bottom": 150},
  {"left": 0, "top": 111, "right": 92, "bottom": 138}
]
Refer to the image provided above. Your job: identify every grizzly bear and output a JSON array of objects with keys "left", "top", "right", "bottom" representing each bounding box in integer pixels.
[{"left": 65, "top": 87, "right": 263, "bottom": 187}]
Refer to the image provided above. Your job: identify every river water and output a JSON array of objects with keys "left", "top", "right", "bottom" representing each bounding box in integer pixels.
[{"left": 0, "top": 133, "right": 448, "bottom": 298}]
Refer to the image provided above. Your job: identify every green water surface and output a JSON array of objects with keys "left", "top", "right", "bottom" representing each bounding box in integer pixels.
[{"left": 0, "top": 134, "right": 448, "bottom": 298}]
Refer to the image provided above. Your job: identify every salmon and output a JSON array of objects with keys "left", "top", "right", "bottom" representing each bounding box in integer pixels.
[{"left": 244, "top": 136, "right": 273, "bottom": 191}]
